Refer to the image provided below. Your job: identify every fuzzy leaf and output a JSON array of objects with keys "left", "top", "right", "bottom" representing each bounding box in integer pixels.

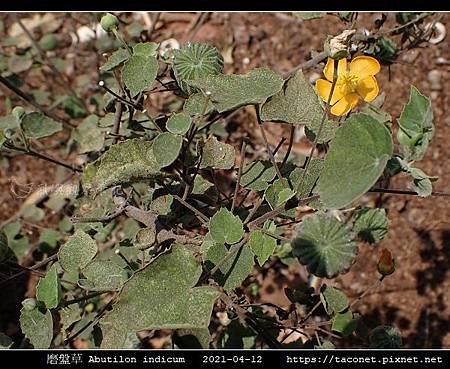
[
  {"left": 316, "top": 114, "right": 393, "bottom": 209},
  {"left": 204, "top": 242, "right": 254, "bottom": 291},
  {"left": 99, "top": 245, "right": 219, "bottom": 348},
  {"left": 36, "top": 264, "right": 61, "bottom": 309},
  {"left": 292, "top": 212, "right": 357, "bottom": 278},
  {"left": 152, "top": 132, "right": 183, "bottom": 167},
  {"left": 289, "top": 158, "right": 324, "bottom": 209},
  {"left": 240, "top": 160, "right": 277, "bottom": 192},
  {"left": 58, "top": 230, "right": 98, "bottom": 273},
  {"left": 248, "top": 222, "right": 277, "bottom": 266},
  {"left": 200, "top": 136, "right": 235, "bottom": 170},
  {"left": 320, "top": 285, "right": 349, "bottom": 314},
  {"left": 191, "top": 68, "right": 284, "bottom": 113},
  {"left": 209, "top": 208, "right": 244, "bottom": 245},
  {"left": 166, "top": 112, "right": 192, "bottom": 135},
  {"left": 397, "top": 86, "right": 434, "bottom": 162},
  {"left": 264, "top": 178, "right": 296, "bottom": 209},
  {"left": 82, "top": 139, "right": 161, "bottom": 197},
  {"left": 133, "top": 42, "right": 158, "bottom": 58},
  {"left": 332, "top": 310, "right": 357, "bottom": 336},
  {"left": 19, "top": 299, "right": 53, "bottom": 349},
  {"left": 21, "top": 112, "right": 62, "bottom": 139},
  {"left": 122, "top": 55, "right": 158, "bottom": 97},
  {"left": 183, "top": 92, "right": 215, "bottom": 117},
  {"left": 72, "top": 115, "right": 104, "bottom": 153},
  {"left": 261, "top": 70, "right": 336, "bottom": 143},
  {"left": 369, "top": 325, "right": 402, "bottom": 348},
  {"left": 353, "top": 207, "right": 388, "bottom": 244},
  {"left": 79, "top": 260, "right": 128, "bottom": 292},
  {"left": 100, "top": 48, "right": 130, "bottom": 72}
]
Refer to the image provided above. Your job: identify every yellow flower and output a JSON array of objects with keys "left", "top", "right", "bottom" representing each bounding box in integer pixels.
[{"left": 316, "top": 56, "right": 381, "bottom": 116}]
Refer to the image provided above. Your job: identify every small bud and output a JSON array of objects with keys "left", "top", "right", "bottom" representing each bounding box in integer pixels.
[
  {"left": 100, "top": 13, "right": 119, "bottom": 33},
  {"left": 324, "top": 29, "right": 356, "bottom": 60},
  {"left": 12, "top": 106, "right": 26, "bottom": 122},
  {"left": 377, "top": 248, "right": 395, "bottom": 277}
]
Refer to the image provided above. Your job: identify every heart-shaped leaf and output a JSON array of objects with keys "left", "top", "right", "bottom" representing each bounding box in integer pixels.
[
  {"left": 316, "top": 113, "right": 393, "bottom": 209},
  {"left": 191, "top": 68, "right": 284, "bottom": 113},
  {"left": 20, "top": 299, "right": 53, "bottom": 349},
  {"left": 247, "top": 221, "right": 277, "bottom": 266},
  {"left": 397, "top": 86, "right": 434, "bottom": 162},
  {"left": 352, "top": 207, "right": 388, "bottom": 244},
  {"left": 21, "top": 112, "right": 62, "bottom": 139},
  {"left": 99, "top": 245, "right": 219, "bottom": 348},
  {"left": 122, "top": 55, "right": 158, "bottom": 97},
  {"left": 58, "top": 230, "right": 98, "bottom": 273},
  {"left": 152, "top": 132, "right": 183, "bottom": 167},
  {"left": 82, "top": 139, "right": 162, "bottom": 197},
  {"left": 36, "top": 263, "right": 61, "bottom": 309},
  {"left": 100, "top": 48, "right": 130, "bottom": 72},
  {"left": 209, "top": 208, "right": 244, "bottom": 245},
  {"left": 292, "top": 212, "right": 357, "bottom": 278},
  {"left": 320, "top": 285, "right": 349, "bottom": 314},
  {"left": 261, "top": 70, "right": 336, "bottom": 143}
]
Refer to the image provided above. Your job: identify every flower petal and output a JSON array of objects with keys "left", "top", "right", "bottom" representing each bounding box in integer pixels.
[
  {"left": 330, "top": 93, "right": 359, "bottom": 116},
  {"left": 323, "top": 57, "right": 347, "bottom": 82},
  {"left": 315, "top": 79, "right": 343, "bottom": 105},
  {"left": 349, "top": 56, "right": 380, "bottom": 79},
  {"left": 356, "top": 76, "right": 379, "bottom": 102}
]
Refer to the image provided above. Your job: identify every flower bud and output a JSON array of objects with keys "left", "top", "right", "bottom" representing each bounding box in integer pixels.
[
  {"left": 100, "top": 13, "right": 119, "bottom": 32},
  {"left": 377, "top": 248, "right": 395, "bottom": 277},
  {"left": 324, "top": 29, "right": 356, "bottom": 60}
]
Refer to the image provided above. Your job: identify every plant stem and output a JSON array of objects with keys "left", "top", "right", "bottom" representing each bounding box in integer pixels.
[
  {"left": 255, "top": 105, "right": 283, "bottom": 180},
  {"left": 112, "top": 101, "right": 124, "bottom": 145},
  {"left": 231, "top": 140, "right": 247, "bottom": 213},
  {"left": 0, "top": 75, "right": 74, "bottom": 128},
  {"left": 296, "top": 58, "right": 338, "bottom": 195},
  {"left": 370, "top": 187, "right": 450, "bottom": 197},
  {"left": 61, "top": 291, "right": 106, "bottom": 308},
  {"left": 280, "top": 124, "right": 295, "bottom": 170}
]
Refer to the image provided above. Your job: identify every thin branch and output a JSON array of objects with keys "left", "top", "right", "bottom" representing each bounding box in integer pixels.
[
  {"left": 112, "top": 101, "right": 124, "bottom": 145},
  {"left": 255, "top": 105, "right": 283, "bottom": 180},
  {"left": 0, "top": 75, "right": 74, "bottom": 128},
  {"left": 231, "top": 140, "right": 247, "bottom": 213},
  {"left": 370, "top": 188, "right": 450, "bottom": 197},
  {"left": 280, "top": 125, "right": 295, "bottom": 170}
]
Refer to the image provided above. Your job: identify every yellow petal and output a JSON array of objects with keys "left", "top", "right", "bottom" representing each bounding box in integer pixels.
[
  {"left": 356, "top": 76, "right": 379, "bottom": 102},
  {"left": 349, "top": 56, "right": 380, "bottom": 79},
  {"left": 315, "top": 79, "right": 343, "bottom": 105},
  {"left": 330, "top": 93, "right": 359, "bottom": 116},
  {"left": 323, "top": 57, "right": 348, "bottom": 82}
]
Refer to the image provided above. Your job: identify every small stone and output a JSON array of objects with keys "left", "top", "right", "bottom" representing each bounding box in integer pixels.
[{"left": 427, "top": 70, "right": 442, "bottom": 90}]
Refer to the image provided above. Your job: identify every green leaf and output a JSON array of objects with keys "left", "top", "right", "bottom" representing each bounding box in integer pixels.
[
  {"left": 191, "top": 68, "right": 284, "bottom": 113},
  {"left": 99, "top": 245, "right": 219, "bottom": 348},
  {"left": 133, "top": 42, "right": 158, "bottom": 58},
  {"left": 240, "top": 160, "right": 277, "bottom": 191},
  {"left": 332, "top": 310, "right": 357, "bottom": 336},
  {"left": 316, "top": 113, "right": 393, "bottom": 209},
  {"left": 72, "top": 115, "right": 105, "bottom": 154},
  {"left": 200, "top": 136, "right": 235, "bottom": 170},
  {"left": 79, "top": 260, "right": 128, "bottom": 292},
  {"left": 368, "top": 325, "right": 402, "bottom": 348},
  {"left": 21, "top": 112, "right": 62, "bottom": 139},
  {"left": 392, "top": 157, "right": 438, "bottom": 197},
  {"left": 82, "top": 139, "right": 161, "bottom": 197},
  {"left": 209, "top": 208, "right": 244, "bottom": 245},
  {"left": 166, "top": 112, "right": 192, "bottom": 135},
  {"left": 134, "top": 227, "right": 156, "bottom": 250},
  {"left": 19, "top": 299, "right": 53, "bottom": 349},
  {"left": 264, "top": 178, "right": 296, "bottom": 209},
  {"left": 61, "top": 96, "right": 87, "bottom": 119},
  {"left": 0, "top": 332, "right": 13, "bottom": 348},
  {"left": 204, "top": 242, "right": 254, "bottom": 292},
  {"left": 353, "top": 207, "right": 388, "bottom": 244},
  {"left": 100, "top": 48, "right": 130, "bottom": 72},
  {"left": 173, "top": 42, "right": 224, "bottom": 94},
  {"left": 58, "top": 230, "right": 98, "bottom": 273},
  {"left": 320, "top": 285, "right": 349, "bottom": 314},
  {"left": 289, "top": 158, "right": 324, "bottom": 209},
  {"left": 174, "top": 328, "right": 211, "bottom": 349},
  {"left": 294, "top": 12, "right": 326, "bottom": 20},
  {"left": 248, "top": 222, "right": 277, "bottom": 266},
  {"left": 36, "top": 264, "right": 61, "bottom": 309},
  {"left": 292, "top": 212, "right": 357, "bottom": 278},
  {"left": 152, "top": 132, "right": 182, "bottom": 167},
  {"left": 397, "top": 86, "right": 434, "bottom": 162},
  {"left": 122, "top": 55, "right": 158, "bottom": 97},
  {"left": 60, "top": 305, "right": 81, "bottom": 337},
  {"left": 183, "top": 92, "right": 215, "bottom": 117},
  {"left": 261, "top": 70, "right": 336, "bottom": 143}
]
